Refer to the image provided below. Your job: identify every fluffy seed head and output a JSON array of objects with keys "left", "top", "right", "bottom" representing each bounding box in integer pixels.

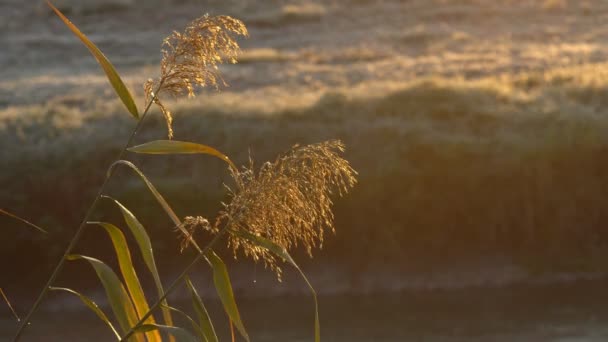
[
  {"left": 215, "top": 140, "right": 357, "bottom": 279},
  {"left": 144, "top": 14, "right": 248, "bottom": 138},
  {"left": 176, "top": 216, "right": 214, "bottom": 252}
]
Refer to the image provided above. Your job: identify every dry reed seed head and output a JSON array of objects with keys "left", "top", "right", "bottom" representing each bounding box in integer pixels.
[
  {"left": 176, "top": 216, "right": 213, "bottom": 252},
  {"left": 218, "top": 140, "right": 357, "bottom": 279},
  {"left": 144, "top": 15, "right": 248, "bottom": 138}
]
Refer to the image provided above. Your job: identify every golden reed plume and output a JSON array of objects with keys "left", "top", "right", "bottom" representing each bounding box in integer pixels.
[
  {"left": 145, "top": 15, "right": 248, "bottom": 138},
  {"left": 179, "top": 140, "right": 357, "bottom": 279}
]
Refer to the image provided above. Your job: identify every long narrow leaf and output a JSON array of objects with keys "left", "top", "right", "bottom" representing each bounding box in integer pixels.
[
  {"left": 128, "top": 140, "right": 236, "bottom": 171},
  {"left": 49, "top": 287, "right": 121, "bottom": 340},
  {"left": 0, "top": 288, "right": 19, "bottom": 322},
  {"left": 206, "top": 250, "right": 249, "bottom": 342},
  {"left": 185, "top": 277, "right": 218, "bottom": 342},
  {"left": 109, "top": 160, "right": 181, "bottom": 226},
  {"left": 103, "top": 197, "right": 175, "bottom": 330},
  {"left": 162, "top": 305, "right": 206, "bottom": 342},
  {"left": 66, "top": 254, "right": 144, "bottom": 342},
  {"left": 89, "top": 222, "right": 161, "bottom": 342},
  {"left": 108, "top": 161, "right": 203, "bottom": 255},
  {"left": 133, "top": 324, "right": 198, "bottom": 342},
  {"left": 233, "top": 230, "right": 320, "bottom": 342},
  {"left": 46, "top": 0, "right": 139, "bottom": 119},
  {"left": 1, "top": 208, "right": 48, "bottom": 234}
]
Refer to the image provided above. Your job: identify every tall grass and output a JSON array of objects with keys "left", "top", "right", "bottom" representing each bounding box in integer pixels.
[
  {"left": 3, "top": 2, "right": 356, "bottom": 341},
  {"left": 6, "top": 63, "right": 608, "bottom": 274}
]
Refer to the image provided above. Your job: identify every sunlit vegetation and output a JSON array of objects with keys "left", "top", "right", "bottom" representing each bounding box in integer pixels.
[{"left": 2, "top": 2, "right": 356, "bottom": 340}]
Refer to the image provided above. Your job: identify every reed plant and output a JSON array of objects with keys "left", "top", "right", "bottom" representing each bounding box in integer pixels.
[{"left": 3, "top": 2, "right": 356, "bottom": 341}]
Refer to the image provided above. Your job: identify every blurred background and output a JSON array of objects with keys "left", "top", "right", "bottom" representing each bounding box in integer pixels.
[{"left": 4, "top": 0, "right": 608, "bottom": 340}]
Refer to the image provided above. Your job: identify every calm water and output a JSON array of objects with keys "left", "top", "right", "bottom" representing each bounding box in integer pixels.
[{"left": 3, "top": 279, "right": 608, "bottom": 341}]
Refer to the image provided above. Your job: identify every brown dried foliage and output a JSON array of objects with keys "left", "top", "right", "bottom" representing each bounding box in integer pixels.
[{"left": 144, "top": 15, "right": 248, "bottom": 138}]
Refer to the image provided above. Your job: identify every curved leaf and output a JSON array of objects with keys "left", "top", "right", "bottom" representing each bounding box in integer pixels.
[
  {"left": 128, "top": 140, "right": 236, "bottom": 171},
  {"left": 108, "top": 161, "right": 204, "bottom": 255},
  {"left": 66, "top": 254, "right": 143, "bottom": 342},
  {"left": 133, "top": 324, "right": 198, "bottom": 342},
  {"left": 89, "top": 222, "right": 161, "bottom": 342},
  {"left": 103, "top": 197, "right": 174, "bottom": 330},
  {"left": 206, "top": 250, "right": 249, "bottom": 342},
  {"left": 1, "top": 208, "right": 48, "bottom": 234},
  {"left": 162, "top": 305, "right": 206, "bottom": 342},
  {"left": 46, "top": 0, "right": 139, "bottom": 119},
  {"left": 233, "top": 230, "right": 320, "bottom": 342},
  {"left": 109, "top": 160, "right": 181, "bottom": 227},
  {"left": 49, "top": 287, "right": 121, "bottom": 340},
  {"left": 0, "top": 288, "right": 19, "bottom": 322},
  {"left": 186, "top": 277, "right": 218, "bottom": 342}
]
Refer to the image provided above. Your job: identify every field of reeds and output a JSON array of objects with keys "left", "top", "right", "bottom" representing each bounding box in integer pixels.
[
  {"left": 6, "top": 62, "right": 608, "bottom": 282},
  {"left": 4, "top": 0, "right": 608, "bottom": 303}
]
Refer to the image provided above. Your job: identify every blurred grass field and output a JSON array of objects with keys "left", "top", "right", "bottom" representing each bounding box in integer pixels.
[
  {"left": 4, "top": 0, "right": 608, "bottom": 294},
  {"left": 5, "top": 62, "right": 608, "bottom": 284}
]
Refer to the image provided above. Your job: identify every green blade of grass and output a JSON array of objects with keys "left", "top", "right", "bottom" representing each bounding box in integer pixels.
[
  {"left": 133, "top": 324, "right": 198, "bottom": 342},
  {"left": 185, "top": 276, "right": 218, "bottom": 342},
  {"left": 206, "top": 250, "right": 249, "bottom": 342},
  {"left": 127, "top": 140, "right": 236, "bottom": 171},
  {"left": 1, "top": 208, "right": 48, "bottom": 234},
  {"left": 233, "top": 230, "right": 320, "bottom": 342},
  {"left": 162, "top": 305, "right": 206, "bottom": 342},
  {"left": 66, "top": 254, "right": 144, "bottom": 342},
  {"left": 109, "top": 160, "right": 181, "bottom": 227},
  {"left": 103, "top": 197, "right": 175, "bottom": 330},
  {"left": 89, "top": 222, "right": 161, "bottom": 342},
  {"left": 49, "top": 287, "right": 121, "bottom": 340},
  {"left": 46, "top": 0, "right": 139, "bottom": 119}
]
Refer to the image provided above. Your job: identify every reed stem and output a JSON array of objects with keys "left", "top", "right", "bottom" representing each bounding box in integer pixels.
[{"left": 13, "top": 90, "right": 161, "bottom": 341}]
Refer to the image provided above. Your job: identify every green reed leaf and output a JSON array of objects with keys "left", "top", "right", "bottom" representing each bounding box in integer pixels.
[
  {"left": 128, "top": 140, "right": 236, "bottom": 171},
  {"left": 109, "top": 160, "right": 181, "bottom": 227},
  {"left": 66, "top": 254, "right": 144, "bottom": 342},
  {"left": 206, "top": 250, "right": 249, "bottom": 342},
  {"left": 46, "top": 0, "right": 139, "bottom": 119},
  {"left": 1, "top": 208, "right": 48, "bottom": 234},
  {"left": 49, "top": 287, "right": 121, "bottom": 340},
  {"left": 162, "top": 305, "right": 206, "bottom": 342},
  {"left": 89, "top": 222, "right": 161, "bottom": 342},
  {"left": 233, "top": 230, "right": 320, "bottom": 342},
  {"left": 133, "top": 324, "right": 198, "bottom": 342},
  {"left": 103, "top": 197, "right": 175, "bottom": 330},
  {"left": 185, "top": 276, "right": 218, "bottom": 342}
]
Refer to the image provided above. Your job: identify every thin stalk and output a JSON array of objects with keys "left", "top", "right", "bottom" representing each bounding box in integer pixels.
[
  {"left": 13, "top": 87, "right": 162, "bottom": 342},
  {"left": 120, "top": 228, "right": 227, "bottom": 342}
]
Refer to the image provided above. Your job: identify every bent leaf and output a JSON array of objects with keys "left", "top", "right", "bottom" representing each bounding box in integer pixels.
[
  {"left": 233, "top": 230, "right": 320, "bottom": 342},
  {"left": 107, "top": 160, "right": 205, "bottom": 255},
  {"left": 162, "top": 305, "right": 206, "bottom": 342},
  {"left": 207, "top": 250, "right": 249, "bottom": 342},
  {"left": 89, "top": 222, "right": 160, "bottom": 342},
  {"left": 109, "top": 160, "right": 180, "bottom": 227},
  {"left": 0, "top": 288, "right": 19, "bottom": 322},
  {"left": 46, "top": 0, "right": 139, "bottom": 119},
  {"left": 133, "top": 324, "right": 198, "bottom": 342},
  {"left": 186, "top": 277, "right": 218, "bottom": 342},
  {"left": 128, "top": 140, "right": 236, "bottom": 171},
  {"left": 103, "top": 197, "right": 174, "bottom": 330},
  {"left": 66, "top": 254, "right": 144, "bottom": 342},
  {"left": 1, "top": 208, "right": 48, "bottom": 234},
  {"left": 49, "top": 287, "right": 121, "bottom": 340}
]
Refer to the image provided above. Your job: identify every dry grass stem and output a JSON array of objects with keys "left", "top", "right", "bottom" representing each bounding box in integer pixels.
[{"left": 145, "top": 14, "right": 248, "bottom": 138}]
